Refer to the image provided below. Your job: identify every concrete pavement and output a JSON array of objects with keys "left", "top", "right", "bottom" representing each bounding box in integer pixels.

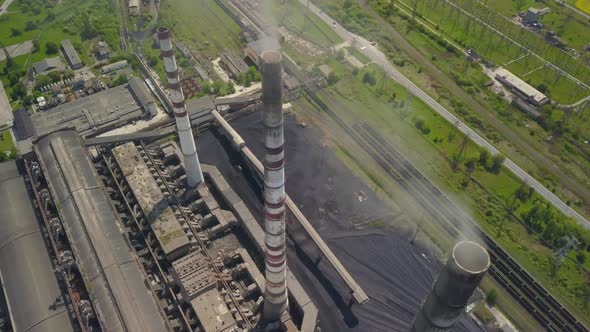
[{"left": 300, "top": 0, "right": 590, "bottom": 228}]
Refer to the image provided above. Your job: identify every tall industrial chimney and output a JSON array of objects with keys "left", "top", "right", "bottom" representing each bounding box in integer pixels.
[
  {"left": 157, "top": 27, "right": 204, "bottom": 187},
  {"left": 411, "top": 241, "right": 490, "bottom": 331},
  {"left": 261, "top": 50, "right": 288, "bottom": 322}
]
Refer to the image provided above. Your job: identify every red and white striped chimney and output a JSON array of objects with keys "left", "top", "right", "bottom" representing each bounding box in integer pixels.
[
  {"left": 261, "top": 50, "right": 288, "bottom": 322},
  {"left": 157, "top": 27, "right": 204, "bottom": 187}
]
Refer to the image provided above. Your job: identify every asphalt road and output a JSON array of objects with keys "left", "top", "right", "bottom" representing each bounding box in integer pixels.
[{"left": 299, "top": 0, "right": 590, "bottom": 228}]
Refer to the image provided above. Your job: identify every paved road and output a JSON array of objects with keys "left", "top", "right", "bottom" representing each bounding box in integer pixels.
[
  {"left": 0, "top": 0, "right": 15, "bottom": 16},
  {"left": 299, "top": 0, "right": 590, "bottom": 228}
]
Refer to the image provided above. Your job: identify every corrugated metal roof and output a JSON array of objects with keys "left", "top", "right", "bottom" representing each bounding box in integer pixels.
[
  {"left": 0, "top": 160, "right": 74, "bottom": 332},
  {"left": 128, "top": 76, "right": 155, "bottom": 111},
  {"left": 35, "top": 131, "right": 169, "bottom": 332},
  {"left": 13, "top": 108, "right": 33, "bottom": 140},
  {"left": 60, "top": 40, "right": 82, "bottom": 68}
]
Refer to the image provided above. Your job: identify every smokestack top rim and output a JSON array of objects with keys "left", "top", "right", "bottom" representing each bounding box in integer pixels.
[
  {"left": 157, "top": 26, "right": 171, "bottom": 39},
  {"left": 452, "top": 241, "right": 490, "bottom": 274},
  {"left": 261, "top": 50, "right": 282, "bottom": 65}
]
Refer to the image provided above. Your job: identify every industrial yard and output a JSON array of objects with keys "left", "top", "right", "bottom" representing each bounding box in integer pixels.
[{"left": 0, "top": 0, "right": 589, "bottom": 331}]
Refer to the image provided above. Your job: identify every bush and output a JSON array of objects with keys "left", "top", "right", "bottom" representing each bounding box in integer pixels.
[
  {"left": 10, "top": 83, "right": 26, "bottom": 100},
  {"left": 414, "top": 118, "right": 431, "bottom": 134},
  {"left": 112, "top": 74, "right": 128, "bottom": 87},
  {"left": 24, "top": 21, "right": 37, "bottom": 31},
  {"left": 45, "top": 41, "right": 58, "bottom": 54},
  {"left": 489, "top": 154, "right": 505, "bottom": 174},
  {"left": 486, "top": 289, "right": 498, "bottom": 306},
  {"left": 363, "top": 71, "right": 377, "bottom": 86}
]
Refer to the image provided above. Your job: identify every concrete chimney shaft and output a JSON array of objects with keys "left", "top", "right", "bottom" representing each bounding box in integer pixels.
[
  {"left": 261, "top": 50, "right": 288, "bottom": 322},
  {"left": 411, "top": 241, "right": 490, "bottom": 331},
  {"left": 157, "top": 27, "right": 203, "bottom": 187}
]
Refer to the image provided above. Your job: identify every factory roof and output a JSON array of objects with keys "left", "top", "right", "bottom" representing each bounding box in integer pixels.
[
  {"left": 0, "top": 81, "right": 13, "bottom": 129},
  {"left": 0, "top": 160, "right": 74, "bottom": 332},
  {"left": 187, "top": 95, "right": 216, "bottom": 113},
  {"left": 494, "top": 68, "right": 549, "bottom": 106},
  {"left": 60, "top": 40, "right": 83, "bottom": 69},
  {"left": 220, "top": 51, "right": 249, "bottom": 77},
  {"left": 128, "top": 76, "right": 155, "bottom": 111},
  {"left": 13, "top": 108, "right": 33, "bottom": 140},
  {"left": 32, "top": 57, "right": 66, "bottom": 75},
  {"left": 112, "top": 142, "right": 190, "bottom": 259},
  {"left": 30, "top": 83, "right": 146, "bottom": 137},
  {"left": 34, "top": 131, "right": 168, "bottom": 332}
]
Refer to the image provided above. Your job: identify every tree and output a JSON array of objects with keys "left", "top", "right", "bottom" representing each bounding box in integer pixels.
[
  {"left": 46, "top": 11, "right": 56, "bottom": 22},
  {"left": 10, "top": 83, "right": 26, "bottom": 100},
  {"left": 23, "top": 94, "right": 34, "bottom": 106},
  {"left": 486, "top": 289, "right": 497, "bottom": 306},
  {"left": 363, "top": 71, "right": 377, "bottom": 86},
  {"left": 478, "top": 149, "right": 490, "bottom": 166},
  {"left": 81, "top": 13, "right": 98, "bottom": 40},
  {"left": 148, "top": 54, "right": 159, "bottom": 67},
  {"left": 24, "top": 21, "right": 37, "bottom": 31},
  {"left": 465, "top": 158, "right": 477, "bottom": 174},
  {"left": 8, "top": 72, "right": 20, "bottom": 86},
  {"left": 515, "top": 181, "right": 534, "bottom": 202},
  {"left": 45, "top": 41, "right": 58, "bottom": 54},
  {"left": 32, "top": 39, "right": 40, "bottom": 53},
  {"left": 489, "top": 155, "right": 505, "bottom": 174},
  {"left": 48, "top": 70, "right": 62, "bottom": 83},
  {"left": 34, "top": 75, "right": 52, "bottom": 90},
  {"left": 537, "top": 83, "right": 548, "bottom": 93},
  {"left": 112, "top": 74, "right": 128, "bottom": 87},
  {"left": 10, "top": 28, "right": 21, "bottom": 36},
  {"left": 63, "top": 70, "right": 75, "bottom": 80},
  {"left": 327, "top": 71, "right": 340, "bottom": 85},
  {"left": 577, "top": 252, "right": 586, "bottom": 265}
]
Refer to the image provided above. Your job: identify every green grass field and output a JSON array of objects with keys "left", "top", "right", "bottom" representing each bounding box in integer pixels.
[
  {"left": 0, "top": 130, "right": 15, "bottom": 157},
  {"left": 386, "top": 0, "right": 590, "bottom": 104},
  {"left": 159, "top": 0, "right": 242, "bottom": 59},
  {"left": 265, "top": 0, "right": 342, "bottom": 47}
]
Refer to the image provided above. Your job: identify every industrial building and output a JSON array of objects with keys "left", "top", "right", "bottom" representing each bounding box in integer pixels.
[
  {"left": 523, "top": 7, "right": 550, "bottom": 25},
  {"left": 32, "top": 57, "right": 66, "bottom": 75},
  {"left": 29, "top": 80, "right": 153, "bottom": 138},
  {"left": 494, "top": 68, "right": 549, "bottom": 106},
  {"left": 128, "top": 76, "right": 158, "bottom": 116},
  {"left": 61, "top": 39, "right": 83, "bottom": 70},
  {"left": 0, "top": 160, "right": 75, "bottom": 332},
  {"left": 220, "top": 50, "right": 249, "bottom": 78},
  {"left": 101, "top": 60, "right": 130, "bottom": 74}
]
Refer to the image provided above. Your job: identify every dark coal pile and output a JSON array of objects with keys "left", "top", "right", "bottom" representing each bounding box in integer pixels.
[{"left": 196, "top": 111, "right": 481, "bottom": 331}]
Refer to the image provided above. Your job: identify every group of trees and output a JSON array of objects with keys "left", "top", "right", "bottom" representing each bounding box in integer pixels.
[
  {"left": 414, "top": 117, "right": 431, "bottom": 135},
  {"left": 477, "top": 149, "right": 505, "bottom": 174},
  {"left": 237, "top": 66, "right": 261, "bottom": 87},
  {"left": 201, "top": 80, "right": 235, "bottom": 96}
]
